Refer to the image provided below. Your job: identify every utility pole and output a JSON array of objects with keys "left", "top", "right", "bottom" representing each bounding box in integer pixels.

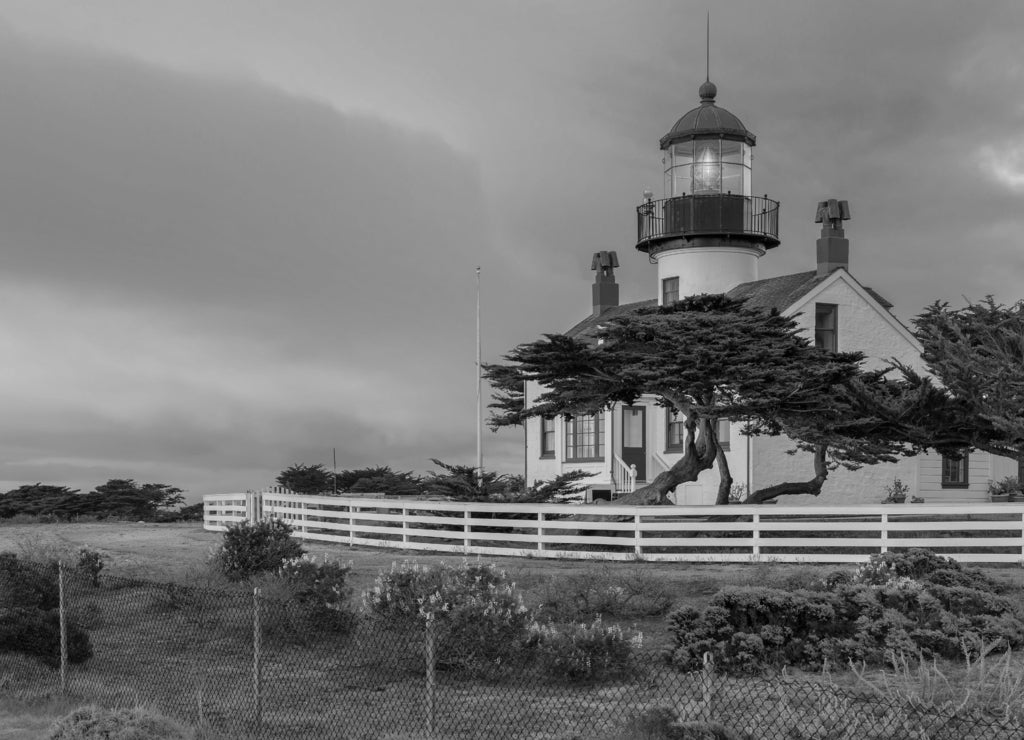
[{"left": 476, "top": 267, "right": 483, "bottom": 491}]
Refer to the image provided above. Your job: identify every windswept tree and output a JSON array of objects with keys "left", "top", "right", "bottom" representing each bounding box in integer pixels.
[
  {"left": 862, "top": 298, "right": 1024, "bottom": 463},
  {"left": 486, "top": 294, "right": 916, "bottom": 505},
  {"left": 276, "top": 463, "right": 334, "bottom": 495}
]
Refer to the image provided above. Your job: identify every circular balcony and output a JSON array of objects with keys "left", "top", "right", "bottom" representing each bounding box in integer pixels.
[{"left": 636, "top": 194, "right": 780, "bottom": 253}]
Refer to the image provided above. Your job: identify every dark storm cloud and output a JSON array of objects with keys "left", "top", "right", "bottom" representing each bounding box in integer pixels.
[{"left": 0, "top": 31, "right": 490, "bottom": 496}]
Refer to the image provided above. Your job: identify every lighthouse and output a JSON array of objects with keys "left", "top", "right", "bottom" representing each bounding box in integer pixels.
[{"left": 636, "top": 79, "right": 779, "bottom": 303}]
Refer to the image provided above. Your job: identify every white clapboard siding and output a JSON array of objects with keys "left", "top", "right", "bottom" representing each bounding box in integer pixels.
[{"left": 202, "top": 493, "right": 1024, "bottom": 564}]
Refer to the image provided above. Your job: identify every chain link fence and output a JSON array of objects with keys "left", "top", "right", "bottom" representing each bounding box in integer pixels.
[{"left": 2, "top": 560, "right": 1023, "bottom": 739}]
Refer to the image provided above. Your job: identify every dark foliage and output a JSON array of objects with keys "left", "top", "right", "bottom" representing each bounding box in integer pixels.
[
  {"left": 669, "top": 550, "right": 1024, "bottom": 674},
  {"left": 213, "top": 519, "right": 305, "bottom": 580},
  {"left": 0, "top": 552, "right": 59, "bottom": 610},
  {"left": 0, "top": 606, "right": 93, "bottom": 666},
  {"left": 276, "top": 463, "right": 335, "bottom": 495},
  {"left": 0, "top": 479, "right": 187, "bottom": 521},
  {"left": 342, "top": 466, "right": 424, "bottom": 496}
]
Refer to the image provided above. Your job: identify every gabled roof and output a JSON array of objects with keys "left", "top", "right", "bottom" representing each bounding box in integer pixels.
[
  {"left": 565, "top": 270, "right": 897, "bottom": 338},
  {"left": 565, "top": 300, "right": 656, "bottom": 338}
]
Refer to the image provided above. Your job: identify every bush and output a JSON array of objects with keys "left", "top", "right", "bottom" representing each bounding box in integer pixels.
[
  {"left": 537, "top": 565, "right": 674, "bottom": 621},
  {"left": 0, "top": 606, "right": 92, "bottom": 666},
  {"left": 0, "top": 551, "right": 59, "bottom": 609},
  {"left": 48, "top": 705, "right": 193, "bottom": 739},
  {"left": 614, "top": 706, "right": 747, "bottom": 740},
  {"left": 668, "top": 549, "right": 1024, "bottom": 674},
  {"left": 212, "top": 519, "right": 304, "bottom": 580},
  {"left": 528, "top": 617, "right": 640, "bottom": 682},
  {"left": 259, "top": 555, "right": 357, "bottom": 640},
  {"left": 76, "top": 547, "right": 104, "bottom": 587},
  {"left": 364, "top": 560, "right": 532, "bottom": 675}
]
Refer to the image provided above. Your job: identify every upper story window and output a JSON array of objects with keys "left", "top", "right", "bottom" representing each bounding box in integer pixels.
[
  {"left": 815, "top": 304, "right": 838, "bottom": 352},
  {"left": 941, "top": 451, "right": 969, "bottom": 488},
  {"left": 717, "top": 418, "right": 731, "bottom": 451},
  {"left": 666, "top": 410, "right": 685, "bottom": 451},
  {"left": 663, "top": 277, "right": 680, "bottom": 305},
  {"left": 565, "top": 411, "right": 604, "bottom": 461},
  {"left": 540, "top": 417, "right": 555, "bottom": 459}
]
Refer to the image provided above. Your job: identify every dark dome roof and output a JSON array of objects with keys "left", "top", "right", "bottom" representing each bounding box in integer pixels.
[{"left": 660, "top": 81, "right": 756, "bottom": 149}]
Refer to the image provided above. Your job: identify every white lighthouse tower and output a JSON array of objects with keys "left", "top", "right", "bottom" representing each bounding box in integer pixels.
[{"left": 636, "top": 78, "right": 779, "bottom": 302}]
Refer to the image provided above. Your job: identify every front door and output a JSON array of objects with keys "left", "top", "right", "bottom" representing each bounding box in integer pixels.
[{"left": 621, "top": 406, "right": 646, "bottom": 481}]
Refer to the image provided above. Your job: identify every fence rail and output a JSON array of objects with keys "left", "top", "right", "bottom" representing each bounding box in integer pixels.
[{"left": 204, "top": 493, "right": 1024, "bottom": 563}]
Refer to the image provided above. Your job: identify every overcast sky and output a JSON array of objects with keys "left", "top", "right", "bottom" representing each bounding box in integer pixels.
[{"left": 0, "top": 0, "right": 1021, "bottom": 500}]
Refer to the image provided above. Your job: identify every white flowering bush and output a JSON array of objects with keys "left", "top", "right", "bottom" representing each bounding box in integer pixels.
[
  {"left": 528, "top": 617, "right": 641, "bottom": 682},
  {"left": 364, "top": 560, "right": 532, "bottom": 675},
  {"left": 259, "top": 554, "right": 356, "bottom": 640}
]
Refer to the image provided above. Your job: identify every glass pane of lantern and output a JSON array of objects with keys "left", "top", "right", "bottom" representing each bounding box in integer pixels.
[
  {"left": 742, "top": 143, "right": 751, "bottom": 169},
  {"left": 721, "top": 164, "right": 742, "bottom": 195},
  {"left": 672, "top": 141, "right": 693, "bottom": 167},
  {"left": 693, "top": 140, "right": 721, "bottom": 193},
  {"left": 721, "top": 140, "right": 742, "bottom": 164},
  {"left": 671, "top": 165, "right": 691, "bottom": 196}
]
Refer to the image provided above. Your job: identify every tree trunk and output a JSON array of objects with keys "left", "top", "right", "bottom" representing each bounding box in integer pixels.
[
  {"left": 613, "top": 417, "right": 718, "bottom": 506},
  {"left": 714, "top": 441, "right": 733, "bottom": 505},
  {"left": 744, "top": 444, "right": 829, "bottom": 504}
]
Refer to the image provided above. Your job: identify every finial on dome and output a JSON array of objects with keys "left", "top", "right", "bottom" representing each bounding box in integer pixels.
[{"left": 699, "top": 79, "right": 717, "bottom": 103}]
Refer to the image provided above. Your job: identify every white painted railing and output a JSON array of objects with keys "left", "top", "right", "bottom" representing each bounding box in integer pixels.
[
  {"left": 203, "top": 494, "right": 1024, "bottom": 564},
  {"left": 612, "top": 455, "right": 637, "bottom": 496}
]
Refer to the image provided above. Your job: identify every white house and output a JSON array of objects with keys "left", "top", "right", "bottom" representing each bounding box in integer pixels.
[{"left": 523, "top": 78, "right": 1020, "bottom": 505}]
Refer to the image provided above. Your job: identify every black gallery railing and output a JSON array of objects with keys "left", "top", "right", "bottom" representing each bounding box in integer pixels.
[{"left": 637, "top": 194, "right": 780, "bottom": 247}]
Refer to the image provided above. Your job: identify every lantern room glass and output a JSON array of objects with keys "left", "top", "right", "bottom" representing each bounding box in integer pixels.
[{"left": 663, "top": 139, "right": 751, "bottom": 197}]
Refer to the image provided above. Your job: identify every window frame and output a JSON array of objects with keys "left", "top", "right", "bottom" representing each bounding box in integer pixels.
[
  {"left": 666, "top": 410, "right": 686, "bottom": 452},
  {"left": 540, "top": 416, "right": 555, "bottom": 459},
  {"left": 814, "top": 303, "right": 838, "bottom": 353},
  {"left": 565, "top": 411, "right": 604, "bottom": 462},
  {"left": 663, "top": 276, "right": 680, "bottom": 305},
  {"left": 941, "top": 451, "right": 970, "bottom": 489},
  {"left": 717, "top": 418, "right": 731, "bottom": 452}
]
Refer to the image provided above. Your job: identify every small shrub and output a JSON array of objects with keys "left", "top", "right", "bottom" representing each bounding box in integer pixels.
[
  {"left": 537, "top": 565, "right": 674, "bottom": 621},
  {"left": 0, "top": 607, "right": 92, "bottom": 666},
  {"left": 212, "top": 519, "right": 304, "bottom": 580},
  {"left": 259, "top": 555, "right": 357, "bottom": 640},
  {"left": 528, "top": 617, "right": 640, "bottom": 682},
  {"left": 0, "top": 552, "right": 58, "bottom": 609},
  {"left": 76, "top": 548, "right": 104, "bottom": 587},
  {"left": 48, "top": 704, "right": 193, "bottom": 739},
  {"left": 365, "top": 560, "right": 532, "bottom": 675}
]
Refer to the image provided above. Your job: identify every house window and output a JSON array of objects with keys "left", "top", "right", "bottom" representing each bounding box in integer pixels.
[
  {"left": 565, "top": 411, "right": 604, "bottom": 461},
  {"left": 717, "top": 418, "right": 731, "bottom": 451},
  {"left": 663, "top": 277, "right": 679, "bottom": 305},
  {"left": 667, "top": 412, "right": 730, "bottom": 452},
  {"left": 540, "top": 417, "right": 555, "bottom": 459},
  {"left": 815, "top": 304, "right": 838, "bottom": 352},
  {"left": 941, "top": 451, "right": 969, "bottom": 488},
  {"left": 666, "top": 410, "right": 685, "bottom": 451}
]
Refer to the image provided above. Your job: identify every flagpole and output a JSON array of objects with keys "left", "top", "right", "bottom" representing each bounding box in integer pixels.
[{"left": 476, "top": 266, "right": 483, "bottom": 489}]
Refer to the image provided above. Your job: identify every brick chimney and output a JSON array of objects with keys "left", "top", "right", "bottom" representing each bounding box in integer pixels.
[
  {"left": 814, "top": 199, "right": 851, "bottom": 277},
  {"left": 591, "top": 250, "right": 619, "bottom": 316}
]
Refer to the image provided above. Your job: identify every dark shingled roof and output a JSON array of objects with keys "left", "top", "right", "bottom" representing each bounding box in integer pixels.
[
  {"left": 565, "top": 300, "right": 656, "bottom": 338},
  {"left": 565, "top": 270, "right": 896, "bottom": 337}
]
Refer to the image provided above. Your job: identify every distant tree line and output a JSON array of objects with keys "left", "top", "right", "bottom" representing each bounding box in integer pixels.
[
  {"left": 0, "top": 479, "right": 200, "bottom": 522},
  {"left": 276, "top": 462, "right": 590, "bottom": 503}
]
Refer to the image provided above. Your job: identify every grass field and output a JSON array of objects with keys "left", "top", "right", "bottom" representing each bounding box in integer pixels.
[{"left": 4, "top": 521, "right": 1024, "bottom": 739}]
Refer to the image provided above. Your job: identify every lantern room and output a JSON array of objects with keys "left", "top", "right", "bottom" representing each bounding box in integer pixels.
[
  {"left": 636, "top": 79, "right": 780, "bottom": 301},
  {"left": 661, "top": 80, "right": 754, "bottom": 198}
]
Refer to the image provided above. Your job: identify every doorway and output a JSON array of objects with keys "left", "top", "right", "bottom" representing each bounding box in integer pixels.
[{"left": 621, "top": 406, "right": 646, "bottom": 481}]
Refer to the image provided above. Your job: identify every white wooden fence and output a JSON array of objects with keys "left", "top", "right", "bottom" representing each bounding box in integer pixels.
[{"left": 203, "top": 492, "right": 1024, "bottom": 564}]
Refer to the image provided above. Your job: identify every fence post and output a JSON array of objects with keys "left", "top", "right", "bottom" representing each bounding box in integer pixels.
[
  {"left": 880, "top": 512, "right": 889, "bottom": 554},
  {"left": 252, "top": 587, "right": 263, "bottom": 737},
  {"left": 537, "top": 511, "right": 545, "bottom": 552},
  {"left": 463, "top": 510, "right": 472, "bottom": 554},
  {"left": 59, "top": 560, "right": 67, "bottom": 695},
  {"left": 349, "top": 505, "right": 356, "bottom": 548},
  {"left": 701, "top": 652, "right": 714, "bottom": 723},
  {"left": 425, "top": 616, "right": 437, "bottom": 736},
  {"left": 634, "top": 513, "right": 642, "bottom": 558},
  {"left": 403, "top": 507, "right": 410, "bottom": 547},
  {"left": 752, "top": 512, "right": 761, "bottom": 560}
]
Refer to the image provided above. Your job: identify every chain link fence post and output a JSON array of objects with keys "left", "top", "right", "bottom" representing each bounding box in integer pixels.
[
  {"left": 425, "top": 615, "right": 436, "bottom": 737},
  {"left": 253, "top": 586, "right": 263, "bottom": 737},
  {"left": 58, "top": 560, "right": 68, "bottom": 695},
  {"left": 701, "top": 651, "right": 715, "bottom": 724}
]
